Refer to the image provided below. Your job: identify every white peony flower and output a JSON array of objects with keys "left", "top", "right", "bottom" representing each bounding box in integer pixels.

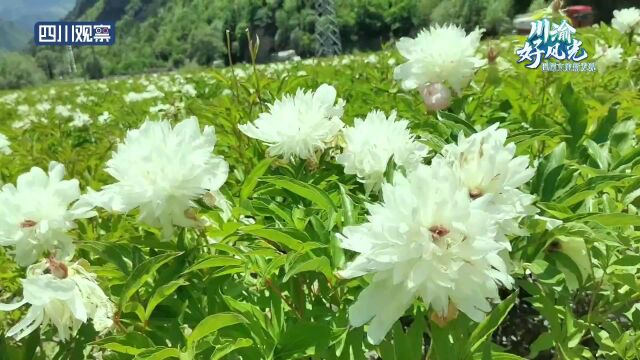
[
  {"left": 394, "top": 24, "right": 484, "bottom": 94},
  {"left": 336, "top": 110, "right": 428, "bottom": 192},
  {"left": 365, "top": 54, "right": 379, "bottom": 64},
  {"left": 83, "top": 117, "right": 230, "bottom": 238},
  {"left": 70, "top": 111, "right": 92, "bottom": 127},
  {"left": 594, "top": 41, "right": 624, "bottom": 72},
  {"left": 97, "top": 112, "right": 112, "bottom": 124},
  {"left": 0, "top": 259, "right": 115, "bottom": 341},
  {"left": 0, "top": 132, "right": 11, "bottom": 155},
  {"left": 35, "top": 102, "right": 52, "bottom": 113},
  {"left": 339, "top": 162, "right": 512, "bottom": 344},
  {"left": 55, "top": 105, "right": 73, "bottom": 118},
  {"left": 238, "top": 84, "right": 345, "bottom": 160},
  {"left": 611, "top": 7, "right": 640, "bottom": 34},
  {"left": 434, "top": 124, "right": 536, "bottom": 243},
  {"left": 123, "top": 85, "right": 164, "bottom": 103},
  {"left": 181, "top": 84, "right": 197, "bottom": 97},
  {"left": 0, "top": 162, "right": 95, "bottom": 266}
]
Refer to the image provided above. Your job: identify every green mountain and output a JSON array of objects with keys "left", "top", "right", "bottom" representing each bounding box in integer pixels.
[
  {"left": 0, "top": 20, "right": 30, "bottom": 51},
  {"left": 0, "top": 0, "right": 75, "bottom": 50},
  {"left": 58, "top": 0, "right": 638, "bottom": 77}
]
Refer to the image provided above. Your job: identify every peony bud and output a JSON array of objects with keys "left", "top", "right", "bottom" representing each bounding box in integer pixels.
[{"left": 421, "top": 83, "right": 451, "bottom": 112}]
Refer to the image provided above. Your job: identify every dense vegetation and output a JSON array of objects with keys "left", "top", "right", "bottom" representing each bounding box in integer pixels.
[
  {"left": 0, "top": 0, "right": 632, "bottom": 87},
  {"left": 0, "top": 16, "right": 639, "bottom": 359}
]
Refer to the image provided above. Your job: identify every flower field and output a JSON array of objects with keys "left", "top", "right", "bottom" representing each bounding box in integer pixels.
[{"left": 0, "top": 14, "right": 639, "bottom": 360}]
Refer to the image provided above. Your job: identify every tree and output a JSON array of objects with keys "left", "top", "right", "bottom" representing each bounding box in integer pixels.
[
  {"left": 35, "top": 50, "right": 60, "bottom": 80},
  {"left": 0, "top": 52, "right": 46, "bottom": 89}
]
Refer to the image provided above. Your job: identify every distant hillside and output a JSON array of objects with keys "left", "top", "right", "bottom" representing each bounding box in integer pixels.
[
  {"left": 0, "top": 0, "right": 75, "bottom": 50},
  {"left": 38, "top": 0, "right": 640, "bottom": 77},
  {"left": 0, "top": 20, "right": 30, "bottom": 51}
]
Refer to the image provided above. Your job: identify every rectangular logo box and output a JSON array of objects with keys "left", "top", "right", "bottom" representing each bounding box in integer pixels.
[{"left": 34, "top": 21, "right": 115, "bottom": 46}]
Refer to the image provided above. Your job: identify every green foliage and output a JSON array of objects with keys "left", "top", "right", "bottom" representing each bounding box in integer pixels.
[
  {"left": 0, "top": 23, "right": 639, "bottom": 360},
  {"left": 0, "top": 52, "right": 46, "bottom": 90}
]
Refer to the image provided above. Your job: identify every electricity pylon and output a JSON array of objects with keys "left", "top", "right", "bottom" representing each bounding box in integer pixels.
[{"left": 315, "top": 0, "right": 342, "bottom": 57}]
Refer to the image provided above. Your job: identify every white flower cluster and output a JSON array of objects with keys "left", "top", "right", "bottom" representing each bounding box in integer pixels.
[
  {"left": 0, "top": 162, "right": 114, "bottom": 341},
  {"left": 239, "top": 84, "right": 345, "bottom": 160},
  {"left": 0, "top": 162, "right": 95, "bottom": 266},
  {"left": 0, "top": 259, "right": 114, "bottom": 341},
  {"left": 594, "top": 41, "right": 624, "bottom": 72},
  {"left": 339, "top": 125, "right": 536, "bottom": 344},
  {"left": 238, "top": 82, "right": 538, "bottom": 344},
  {"left": 83, "top": 117, "right": 231, "bottom": 238},
  {"left": 239, "top": 85, "right": 429, "bottom": 192},
  {"left": 0, "top": 116, "right": 231, "bottom": 341},
  {"left": 393, "top": 24, "right": 484, "bottom": 109},
  {"left": 337, "top": 110, "right": 428, "bottom": 192},
  {"left": 123, "top": 84, "right": 164, "bottom": 103},
  {"left": 0, "top": 132, "right": 11, "bottom": 155},
  {"left": 612, "top": 7, "right": 640, "bottom": 35}
]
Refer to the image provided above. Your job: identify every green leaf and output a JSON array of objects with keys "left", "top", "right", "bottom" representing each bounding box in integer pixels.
[
  {"left": 283, "top": 257, "right": 332, "bottom": 282},
  {"left": 275, "top": 322, "right": 331, "bottom": 360},
  {"left": 583, "top": 139, "right": 609, "bottom": 170},
  {"left": 241, "top": 226, "right": 318, "bottom": 252},
  {"left": 145, "top": 279, "right": 188, "bottom": 321},
  {"left": 590, "top": 103, "right": 618, "bottom": 144},
  {"left": 555, "top": 174, "right": 632, "bottom": 206},
  {"left": 210, "top": 338, "right": 253, "bottom": 360},
  {"left": 612, "top": 147, "right": 640, "bottom": 170},
  {"left": 469, "top": 291, "right": 519, "bottom": 352},
  {"left": 607, "top": 255, "right": 640, "bottom": 273},
  {"left": 183, "top": 255, "right": 244, "bottom": 273},
  {"left": 528, "top": 332, "right": 554, "bottom": 359},
  {"left": 92, "top": 333, "right": 155, "bottom": 356},
  {"left": 262, "top": 176, "right": 336, "bottom": 211},
  {"left": 578, "top": 213, "right": 640, "bottom": 227},
  {"left": 438, "top": 111, "right": 476, "bottom": 134},
  {"left": 240, "top": 158, "right": 273, "bottom": 200},
  {"left": 339, "top": 184, "right": 355, "bottom": 226},
  {"left": 187, "top": 313, "right": 247, "bottom": 348},
  {"left": 133, "top": 347, "right": 180, "bottom": 360},
  {"left": 560, "top": 82, "right": 587, "bottom": 151},
  {"left": 473, "top": 352, "right": 526, "bottom": 360},
  {"left": 119, "top": 252, "right": 183, "bottom": 308}
]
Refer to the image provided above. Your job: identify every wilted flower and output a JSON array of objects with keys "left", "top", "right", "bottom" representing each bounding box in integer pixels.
[
  {"left": 338, "top": 162, "right": 512, "bottom": 344},
  {"left": 83, "top": 117, "right": 230, "bottom": 238},
  {"left": 0, "top": 162, "right": 95, "bottom": 266},
  {"left": 336, "top": 110, "right": 428, "bottom": 192},
  {"left": 0, "top": 132, "right": 11, "bottom": 155},
  {"left": 394, "top": 24, "right": 484, "bottom": 94},
  {"left": 611, "top": 7, "right": 640, "bottom": 35},
  {"left": 594, "top": 41, "right": 624, "bottom": 72},
  {"left": 238, "top": 84, "right": 345, "bottom": 160},
  {"left": 434, "top": 124, "right": 536, "bottom": 243},
  {"left": 0, "top": 259, "right": 115, "bottom": 340}
]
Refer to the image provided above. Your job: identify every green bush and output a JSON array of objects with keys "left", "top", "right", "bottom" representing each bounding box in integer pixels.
[{"left": 0, "top": 52, "right": 46, "bottom": 90}]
